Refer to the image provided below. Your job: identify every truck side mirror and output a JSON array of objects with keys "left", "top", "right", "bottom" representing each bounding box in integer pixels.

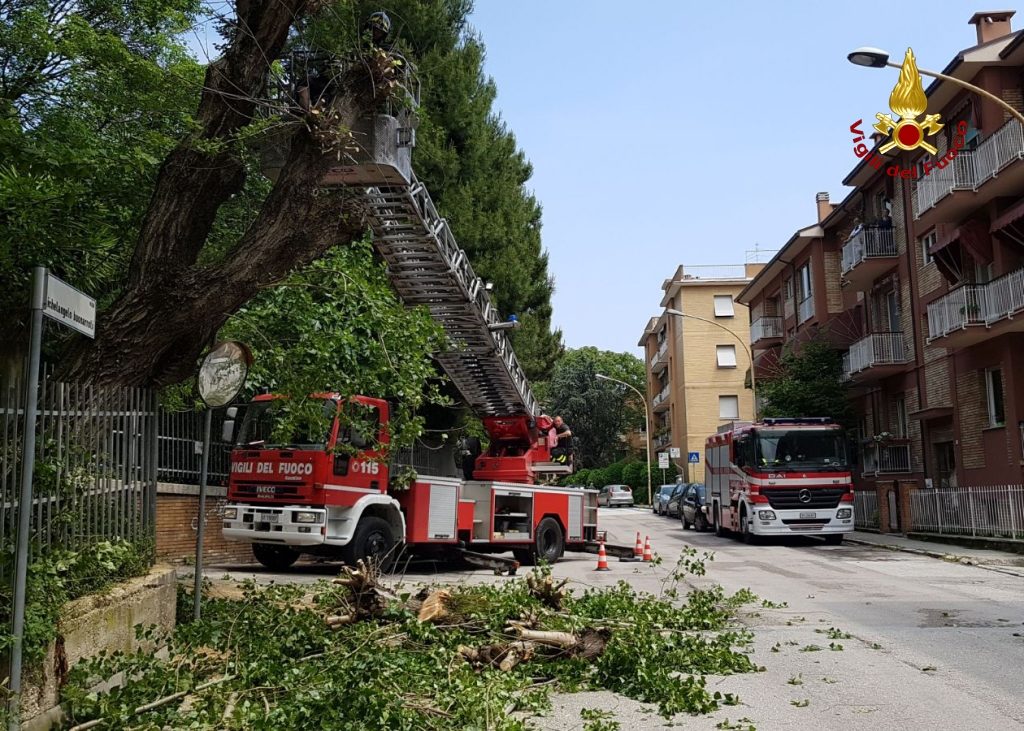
[{"left": 221, "top": 420, "right": 236, "bottom": 444}]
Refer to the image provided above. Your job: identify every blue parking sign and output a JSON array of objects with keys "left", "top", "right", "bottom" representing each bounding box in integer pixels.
[{"left": 688, "top": 452, "right": 700, "bottom": 464}]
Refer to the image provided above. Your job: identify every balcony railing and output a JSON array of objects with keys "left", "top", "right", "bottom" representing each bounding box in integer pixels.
[
  {"left": 844, "top": 332, "right": 908, "bottom": 378},
  {"left": 650, "top": 341, "right": 668, "bottom": 371},
  {"left": 861, "top": 441, "right": 912, "bottom": 477},
  {"left": 926, "top": 266, "right": 1024, "bottom": 342},
  {"left": 653, "top": 431, "right": 672, "bottom": 449},
  {"left": 841, "top": 226, "right": 897, "bottom": 275},
  {"left": 912, "top": 119, "right": 1024, "bottom": 218},
  {"left": 652, "top": 384, "right": 670, "bottom": 409},
  {"left": 797, "top": 296, "right": 814, "bottom": 324},
  {"left": 750, "top": 316, "right": 783, "bottom": 343}
]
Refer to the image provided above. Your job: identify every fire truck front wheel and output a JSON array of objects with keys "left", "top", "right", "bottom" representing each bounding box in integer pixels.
[
  {"left": 513, "top": 517, "right": 564, "bottom": 566},
  {"left": 713, "top": 505, "right": 729, "bottom": 537},
  {"left": 343, "top": 516, "right": 397, "bottom": 569},
  {"left": 252, "top": 543, "right": 301, "bottom": 571}
]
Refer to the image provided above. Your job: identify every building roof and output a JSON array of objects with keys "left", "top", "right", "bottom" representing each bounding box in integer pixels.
[{"left": 735, "top": 224, "right": 822, "bottom": 303}]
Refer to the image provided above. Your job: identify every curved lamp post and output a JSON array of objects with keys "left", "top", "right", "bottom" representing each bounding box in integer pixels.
[
  {"left": 847, "top": 47, "right": 1024, "bottom": 127},
  {"left": 595, "top": 373, "right": 652, "bottom": 505},
  {"left": 664, "top": 308, "right": 757, "bottom": 418}
]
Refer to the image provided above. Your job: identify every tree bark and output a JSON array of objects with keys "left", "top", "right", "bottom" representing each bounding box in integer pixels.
[{"left": 60, "top": 4, "right": 404, "bottom": 387}]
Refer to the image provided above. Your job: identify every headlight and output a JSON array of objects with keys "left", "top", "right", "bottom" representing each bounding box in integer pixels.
[
  {"left": 222, "top": 507, "right": 237, "bottom": 520},
  {"left": 757, "top": 510, "right": 776, "bottom": 520},
  {"left": 293, "top": 511, "right": 322, "bottom": 524},
  {"left": 836, "top": 508, "right": 852, "bottom": 519}
]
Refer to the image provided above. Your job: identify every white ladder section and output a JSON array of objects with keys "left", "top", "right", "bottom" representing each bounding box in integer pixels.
[{"left": 360, "top": 175, "right": 539, "bottom": 417}]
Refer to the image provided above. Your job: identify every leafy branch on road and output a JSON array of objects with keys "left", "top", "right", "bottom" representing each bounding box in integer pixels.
[{"left": 61, "top": 554, "right": 765, "bottom": 729}]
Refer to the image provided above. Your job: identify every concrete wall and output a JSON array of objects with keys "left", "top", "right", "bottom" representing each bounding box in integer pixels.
[{"left": 21, "top": 565, "right": 177, "bottom": 731}]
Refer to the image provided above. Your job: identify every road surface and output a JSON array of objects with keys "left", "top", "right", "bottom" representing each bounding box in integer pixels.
[{"left": 202, "top": 506, "right": 1024, "bottom": 730}]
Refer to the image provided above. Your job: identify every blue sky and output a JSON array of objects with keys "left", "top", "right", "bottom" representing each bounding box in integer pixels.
[{"left": 463, "top": 1, "right": 988, "bottom": 356}]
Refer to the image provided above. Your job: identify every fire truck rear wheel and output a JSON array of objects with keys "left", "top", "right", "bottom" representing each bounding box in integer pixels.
[
  {"left": 513, "top": 517, "right": 564, "bottom": 566},
  {"left": 252, "top": 543, "right": 301, "bottom": 571},
  {"left": 344, "top": 516, "right": 397, "bottom": 569}
]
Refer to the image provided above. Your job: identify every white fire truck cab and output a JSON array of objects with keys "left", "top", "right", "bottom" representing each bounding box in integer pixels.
[{"left": 705, "top": 418, "right": 854, "bottom": 544}]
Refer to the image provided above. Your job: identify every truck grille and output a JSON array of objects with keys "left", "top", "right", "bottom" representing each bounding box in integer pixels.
[
  {"left": 231, "top": 483, "right": 303, "bottom": 501},
  {"left": 764, "top": 487, "right": 845, "bottom": 510}
]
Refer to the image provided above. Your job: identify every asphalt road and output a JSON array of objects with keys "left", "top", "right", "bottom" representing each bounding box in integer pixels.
[{"left": 202, "top": 507, "right": 1024, "bottom": 730}]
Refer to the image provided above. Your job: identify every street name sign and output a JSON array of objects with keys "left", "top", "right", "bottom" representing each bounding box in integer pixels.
[{"left": 43, "top": 272, "right": 96, "bottom": 338}]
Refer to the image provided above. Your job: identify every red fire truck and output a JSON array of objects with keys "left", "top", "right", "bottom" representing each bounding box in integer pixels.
[
  {"left": 704, "top": 418, "right": 854, "bottom": 544},
  {"left": 219, "top": 54, "right": 604, "bottom": 572}
]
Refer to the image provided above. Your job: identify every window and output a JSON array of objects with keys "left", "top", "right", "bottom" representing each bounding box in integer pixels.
[
  {"left": 716, "top": 344, "right": 737, "bottom": 368},
  {"left": 713, "top": 295, "right": 735, "bottom": 318},
  {"left": 894, "top": 397, "right": 908, "bottom": 438},
  {"left": 885, "top": 289, "right": 900, "bottom": 332},
  {"left": 920, "top": 231, "right": 936, "bottom": 266},
  {"left": 719, "top": 395, "right": 739, "bottom": 419},
  {"left": 973, "top": 261, "right": 993, "bottom": 284},
  {"left": 797, "top": 263, "right": 812, "bottom": 302},
  {"left": 985, "top": 368, "right": 1005, "bottom": 427},
  {"left": 784, "top": 278, "right": 793, "bottom": 300}
]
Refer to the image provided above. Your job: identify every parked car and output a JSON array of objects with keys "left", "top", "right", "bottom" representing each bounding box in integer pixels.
[
  {"left": 664, "top": 483, "right": 687, "bottom": 518},
  {"left": 653, "top": 484, "right": 679, "bottom": 515},
  {"left": 680, "top": 483, "right": 709, "bottom": 531},
  {"left": 598, "top": 484, "right": 634, "bottom": 508}
]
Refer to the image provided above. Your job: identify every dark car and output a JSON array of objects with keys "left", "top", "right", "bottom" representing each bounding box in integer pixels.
[
  {"left": 663, "top": 483, "right": 686, "bottom": 518},
  {"left": 680, "top": 483, "right": 709, "bottom": 531},
  {"left": 653, "top": 484, "right": 679, "bottom": 515}
]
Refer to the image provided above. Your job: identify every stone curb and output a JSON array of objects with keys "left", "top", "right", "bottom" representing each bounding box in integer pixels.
[{"left": 844, "top": 536, "right": 1024, "bottom": 578}]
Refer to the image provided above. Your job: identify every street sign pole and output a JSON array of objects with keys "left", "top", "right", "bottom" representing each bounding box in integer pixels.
[
  {"left": 8, "top": 268, "right": 46, "bottom": 730},
  {"left": 193, "top": 407, "right": 213, "bottom": 620}
]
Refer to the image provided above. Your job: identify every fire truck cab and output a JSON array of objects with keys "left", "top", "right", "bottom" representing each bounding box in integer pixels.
[{"left": 705, "top": 418, "right": 854, "bottom": 544}]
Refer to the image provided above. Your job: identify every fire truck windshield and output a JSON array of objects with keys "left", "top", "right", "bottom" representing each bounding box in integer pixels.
[
  {"left": 751, "top": 429, "right": 848, "bottom": 471},
  {"left": 236, "top": 399, "right": 337, "bottom": 449}
]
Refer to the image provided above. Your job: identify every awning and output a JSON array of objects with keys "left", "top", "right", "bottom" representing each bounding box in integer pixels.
[
  {"left": 909, "top": 406, "right": 953, "bottom": 421},
  {"left": 990, "top": 198, "right": 1024, "bottom": 242},
  {"left": 931, "top": 218, "right": 992, "bottom": 263}
]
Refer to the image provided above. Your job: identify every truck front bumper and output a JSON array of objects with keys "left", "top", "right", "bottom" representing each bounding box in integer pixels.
[
  {"left": 749, "top": 506, "right": 854, "bottom": 535},
  {"left": 221, "top": 504, "right": 327, "bottom": 546}
]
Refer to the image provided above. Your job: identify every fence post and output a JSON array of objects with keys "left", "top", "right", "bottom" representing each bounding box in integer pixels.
[
  {"left": 1009, "top": 484, "right": 1018, "bottom": 540},
  {"left": 968, "top": 487, "right": 976, "bottom": 537},
  {"left": 934, "top": 489, "right": 942, "bottom": 534}
]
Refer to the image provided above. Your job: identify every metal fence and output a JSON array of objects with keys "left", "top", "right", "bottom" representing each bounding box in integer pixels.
[
  {"left": 1, "top": 370, "right": 157, "bottom": 568},
  {"left": 156, "top": 408, "right": 233, "bottom": 486},
  {"left": 853, "top": 490, "right": 879, "bottom": 530},
  {"left": 909, "top": 485, "right": 1024, "bottom": 540}
]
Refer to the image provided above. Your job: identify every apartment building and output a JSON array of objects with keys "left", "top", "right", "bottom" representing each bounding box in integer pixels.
[
  {"left": 738, "top": 10, "right": 1024, "bottom": 499},
  {"left": 638, "top": 264, "right": 764, "bottom": 483}
]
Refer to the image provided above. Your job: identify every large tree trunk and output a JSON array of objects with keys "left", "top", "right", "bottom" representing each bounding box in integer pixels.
[{"left": 60, "top": 3, "right": 400, "bottom": 387}]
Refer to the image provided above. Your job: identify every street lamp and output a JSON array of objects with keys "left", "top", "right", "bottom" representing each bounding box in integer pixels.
[
  {"left": 664, "top": 308, "right": 757, "bottom": 418},
  {"left": 595, "top": 373, "right": 652, "bottom": 505},
  {"left": 847, "top": 46, "right": 1024, "bottom": 127}
]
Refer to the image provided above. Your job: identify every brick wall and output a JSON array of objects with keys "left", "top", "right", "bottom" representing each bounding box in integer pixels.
[
  {"left": 1001, "top": 87, "right": 1024, "bottom": 118},
  {"left": 924, "top": 355, "right": 952, "bottom": 408},
  {"left": 899, "top": 278, "right": 915, "bottom": 361},
  {"left": 824, "top": 250, "right": 843, "bottom": 314},
  {"left": 893, "top": 178, "right": 907, "bottom": 255},
  {"left": 957, "top": 370, "right": 987, "bottom": 470},
  {"left": 156, "top": 484, "right": 253, "bottom": 565}
]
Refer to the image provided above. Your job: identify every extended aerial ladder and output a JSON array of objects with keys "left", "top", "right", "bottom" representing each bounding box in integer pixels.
[{"left": 260, "top": 55, "right": 568, "bottom": 480}]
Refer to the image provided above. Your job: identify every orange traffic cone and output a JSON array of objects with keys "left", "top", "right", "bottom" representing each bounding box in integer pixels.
[
  {"left": 595, "top": 541, "right": 611, "bottom": 571},
  {"left": 642, "top": 536, "right": 653, "bottom": 562},
  {"left": 634, "top": 531, "right": 643, "bottom": 557}
]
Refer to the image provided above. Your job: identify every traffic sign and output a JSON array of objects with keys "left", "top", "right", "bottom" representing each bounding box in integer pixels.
[
  {"left": 668, "top": 447, "right": 681, "bottom": 458},
  {"left": 688, "top": 451, "right": 700, "bottom": 464},
  {"left": 658, "top": 453, "right": 670, "bottom": 469}
]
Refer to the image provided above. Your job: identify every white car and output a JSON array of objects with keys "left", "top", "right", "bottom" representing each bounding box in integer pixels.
[{"left": 598, "top": 484, "right": 634, "bottom": 508}]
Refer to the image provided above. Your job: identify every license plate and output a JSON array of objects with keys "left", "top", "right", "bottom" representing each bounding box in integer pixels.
[
  {"left": 799, "top": 512, "right": 817, "bottom": 519},
  {"left": 257, "top": 513, "right": 279, "bottom": 523}
]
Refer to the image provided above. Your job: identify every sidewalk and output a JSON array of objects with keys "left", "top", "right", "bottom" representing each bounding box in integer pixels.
[{"left": 846, "top": 530, "right": 1024, "bottom": 575}]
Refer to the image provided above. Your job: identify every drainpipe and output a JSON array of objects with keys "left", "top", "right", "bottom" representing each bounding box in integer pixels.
[{"left": 901, "top": 155, "right": 927, "bottom": 484}]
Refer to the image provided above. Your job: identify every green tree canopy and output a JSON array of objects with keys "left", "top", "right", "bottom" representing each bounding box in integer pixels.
[
  {"left": 542, "top": 347, "right": 646, "bottom": 468},
  {"left": 757, "top": 338, "right": 855, "bottom": 429}
]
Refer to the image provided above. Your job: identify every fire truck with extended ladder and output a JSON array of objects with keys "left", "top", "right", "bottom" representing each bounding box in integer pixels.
[
  {"left": 217, "top": 50, "right": 610, "bottom": 573},
  {"left": 704, "top": 418, "right": 855, "bottom": 544}
]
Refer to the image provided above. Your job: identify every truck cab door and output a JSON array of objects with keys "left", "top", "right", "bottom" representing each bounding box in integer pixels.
[{"left": 334, "top": 402, "right": 387, "bottom": 492}]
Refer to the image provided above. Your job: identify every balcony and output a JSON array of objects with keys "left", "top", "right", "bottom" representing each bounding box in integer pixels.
[
  {"left": 650, "top": 341, "right": 668, "bottom": 373},
  {"left": 926, "top": 266, "right": 1024, "bottom": 347},
  {"left": 841, "top": 226, "right": 898, "bottom": 290},
  {"left": 843, "top": 332, "right": 909, "bottom": 382},
  {"left": 750, "top": 316, "right": 783, "bottom": 347},
  {"left": 652, "top": 384, "right": 671, "bottom": 413},
  {"left": 861, "top": 441, "right": 912, "bottom": 477},
  {"left": 653, "top": 431, "right": 672, "bottom": 449},
  {"left": 912, "top": 119, "right": 1024, "bottom": 226},
  {"left": 797, "top": 296, "right": 814, "bottom": 324}
]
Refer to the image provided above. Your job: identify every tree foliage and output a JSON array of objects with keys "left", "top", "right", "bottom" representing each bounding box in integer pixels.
[
  {"left": 543, "top": 347, "right": 645, "bottom": 468},
  {"left": 757, "top": 338, "right": 855, "bottom": 429}
]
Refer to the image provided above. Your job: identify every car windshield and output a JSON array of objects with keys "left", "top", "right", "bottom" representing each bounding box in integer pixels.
[
  {"left": 692, "top": 484, "right": 705, "bottom": 498},
  {"left": 236, "top": 399, "right": 337, "bottom": 450},
  {"left": 659, "top": 486, "right": 674, "bottom": 496},
  {"left": 753, "top": 429, "right": 848, "bottom": 471}
]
